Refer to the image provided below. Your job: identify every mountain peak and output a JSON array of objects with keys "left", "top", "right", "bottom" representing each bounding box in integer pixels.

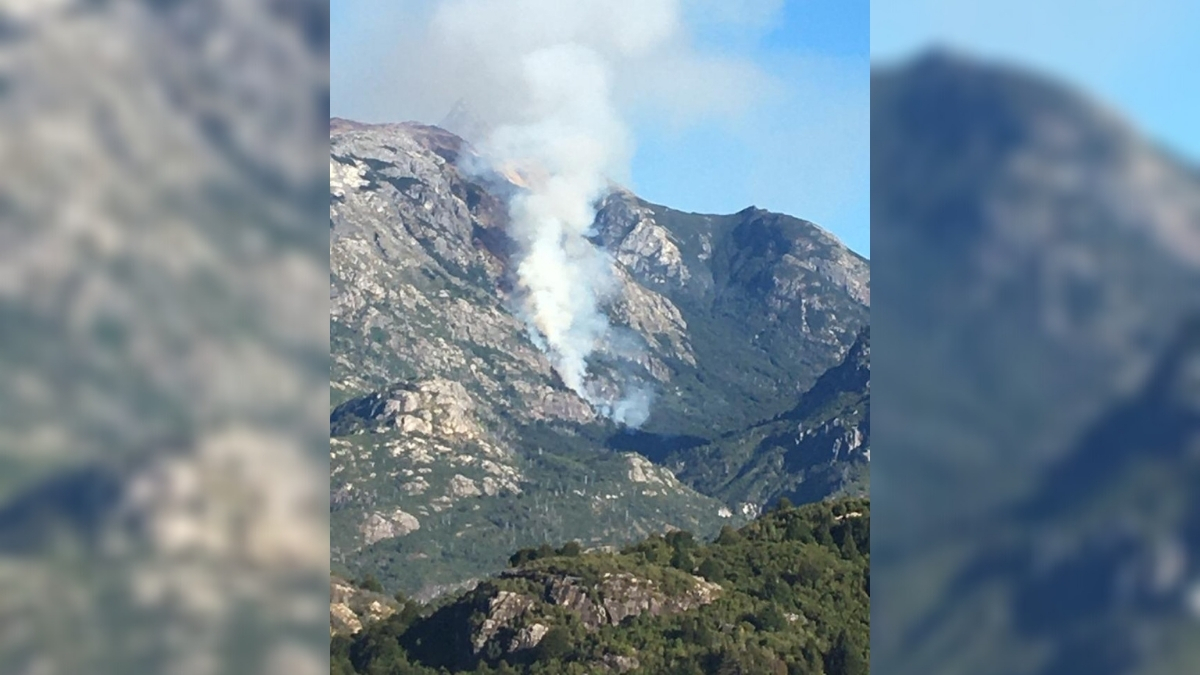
[{"left": 439, "top": 98, "right": 490, "bottom": 144}]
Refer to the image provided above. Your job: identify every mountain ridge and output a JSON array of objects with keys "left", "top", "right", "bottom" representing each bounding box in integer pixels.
[
  {"left": 330, "top": 116, "right": 870, "bottom": 597},
  {"left": 871, "top": 49, "right": 1200, "bottom": 675}
]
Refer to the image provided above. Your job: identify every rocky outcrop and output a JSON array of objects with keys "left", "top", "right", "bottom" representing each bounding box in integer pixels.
[
  {"left": 596, "top": 572, "right": 722, "bottom": 625},
  {"left": 330, "top": 577, "right": 400, "bottom": 636},
  {"left": 546, "top": 576, "right": 609, "bottom": 628},
  {"left": 626, "top": 454, "right": 689, "bottom": 495},
  {"left": 471, "top": 590, "right": 539, "bottom": 652},
  {"left": 615, "top": 215, "right": 692, "bottom": 285},
  {"left": 602, "top": 654, "right": 641, "bottom": 673},
  {"left": 465, "top": 569, "right": 722, "bottom": 658},
  {"left": 331, "top": 379, "right": 484, "bottom": 439},
  {"left": 787, "top": 417, "right": 867, "bottom": 463},
  {"left": 517, "top": 569, "right": 720, "bottom": 629},
  {"left": 449, "top": 474, "right": 482, "bottom": 498},
  {"left": 360, "top": 509, "right": 421, "bottom": 545}
]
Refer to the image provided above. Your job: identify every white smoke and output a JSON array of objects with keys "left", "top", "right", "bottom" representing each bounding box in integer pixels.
[
  {"left": 414, "top": 0, "right": 774, "bottom": 425},
  {"left": 479, "top": 43, "right": 627, "bottom": 396},
  {"left": 606, "top": 387, "right": 655, "bottom": 428}
]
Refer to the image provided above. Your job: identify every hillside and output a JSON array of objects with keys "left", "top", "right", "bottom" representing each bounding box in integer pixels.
[
  {"left": 332, "top": 498, "right": 870, "bottom": 675},
  {"left": 655, "top": 326, "right": 870, "bottom": 507}
]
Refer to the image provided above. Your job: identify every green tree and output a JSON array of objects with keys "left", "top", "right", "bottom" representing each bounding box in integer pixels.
[
  {"left": 825, "top": 630, "right": 868, "bottom": 675},
  {"left": 666, "top": 530, "right": 696, "bottom": 551},
  {"left": 785, "top": 518, "right": 812, "bottom": 542},
  {"left": 678, "top": 616, "right": 714, "bottom": 648},
  {"left": 715, "top": 525, "right": 743, "bottom": 546},
  {"left": 814, "top": 521, "right": 834, "bottom": 547},
  {"left": 333, "top": 497, "right": 869, "bottom": 675},
  {"left": 841, "top": 531, "right": 861, "bottom": 560},
  {"left": 752, "top": 604, "right": 788, "bottom": 632},
  {"left": 357, "top": 572, "right": 384, "bottom": 593},
  {"left": 536, "top": 626, "right": 573, "bottom": 662},
  {"left": 510, "top": 547, "right": 537, "bottom": 567},
  {"left": 698, "top": 557, "right": 725, "bottom": 582},
  {"left": 671, "top": 548, "right": 696, "bottom": 572}
]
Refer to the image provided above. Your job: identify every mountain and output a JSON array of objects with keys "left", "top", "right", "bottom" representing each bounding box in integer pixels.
[
  {"left": 872, "top": 50, "right": 1200, "bottom": 541},
  {"left": 329, "top": 118, "right": 869, "bottom": 596},
  {"left": 0, "top": 0, "right": 330, "bottom": 673},
  {"left": 870, "top": 49, "right": 1200, "bottom": 674},
  {"left": 638, "top": 326, "right": 869, "bottom": 508},
  {"left": 899, "top": 317, "right": 1200, "bottom": 675},
  {"left": 439, "top": 98, "right": 491, "bottom": 144},
  {"left": 332, "top": 498, "right": 870, "bottom": 675},
  {"left": 589, "top": 191, "right": 870, "bottom": 436}
]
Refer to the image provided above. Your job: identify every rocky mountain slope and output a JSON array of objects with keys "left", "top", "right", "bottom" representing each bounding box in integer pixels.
[
  {"left": 589, "top": 192, "right": 870, "bottom": 435},
  {"left": 870, "top": 50, "right": 1200, "bottom": 675},
  {"left": 332, "top": 498, "right": 870, "bottom": 675},
  {"left": 658, "top": 325, "right": 870, "bottom": 508},
  {"left": 899, "top": 317, "right": 1200, "bottom": 675},
  {"left": 0, "top": 1, "right": 330, "bottom": 673},
  {"left": 330, "top": 117, "right": 869, "bottom": 596},
  {"left": 872, "top": 50, "right": 1200, "bottom": 544}
]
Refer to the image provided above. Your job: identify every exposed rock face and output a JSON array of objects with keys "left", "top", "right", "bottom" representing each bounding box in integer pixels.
[
  {"left": 361, "top": 509, "right": 421, "bottom": 545},
  {"left": 871, "top": 51, "right": 1200, "bottom": 675},
  {"left": 449, "top": 474, "right": 482, "bottom": 498},
  {"left": 547, "top": 576, "right": 609, "bottom": 629},
  {"left": 593, "top": 191, "right": 693, "bottom": 289},
  {"left": 537, "top": 568, "right": 720, "bottom": 628},
  {"left": 790, "top": 417, "right": 866, "bottom": 463},
  {"left": 595, "top": 572, "right": 722, "bottom": 625},
  {"left": 626, "top": 454, "right": 690, "bottom": 495},
  {"left": 646, "top": 326, "right": 871, "bottom": 509},
  {"left": 329, "top": 601, "right": 362, "bottom": 636},
  {"left": 602, "top": 654, "right": 641, "bottom": 673},
  {"left": 331, "top": 120, "right": 608, "bottom": 424},
  {"left": 466, "top": 569, "right": 722, "bottom": 657},
  {"left": 471, "top": 590, "right": 538, "bottom": 653},
  {"left": 615, "top": 214, "right": 692, "bottom": 285},
  {"left": 332, "top": 379, "right": 483, "bottom": 438},
  {"left": 330, "top": 576, "right": 400, "bottom": 636}
]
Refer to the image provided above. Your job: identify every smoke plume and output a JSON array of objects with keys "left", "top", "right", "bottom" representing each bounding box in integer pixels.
[
  {"left": 417, "top": 0, "right": 771, "bottom": 425},
  {"left": 479, "top": 43, "right": 628, "bottom": 400}
]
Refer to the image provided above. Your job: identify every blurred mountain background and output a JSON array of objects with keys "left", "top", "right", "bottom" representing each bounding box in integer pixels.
[
  {"left": 0, "top": 1, "right": 330, "bottom": 673},
  {"left": 871, "top": 46, "right": 1200, "bottom": 675}
]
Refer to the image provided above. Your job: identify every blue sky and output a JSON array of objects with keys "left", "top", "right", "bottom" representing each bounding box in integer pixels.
[
  {"left": 331, "top": 0, "right": 872, "bottom": 257},
  {"left": 633, "top": 0, "right": 870, "bottom": 256},
  {"left": 872, "top": 0, "right": 1200, "bottom": 164}
]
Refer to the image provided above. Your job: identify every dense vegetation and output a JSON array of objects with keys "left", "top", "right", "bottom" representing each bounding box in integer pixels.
[{"left": 332, "top": 498, "right": 869, "bottom": 675}]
